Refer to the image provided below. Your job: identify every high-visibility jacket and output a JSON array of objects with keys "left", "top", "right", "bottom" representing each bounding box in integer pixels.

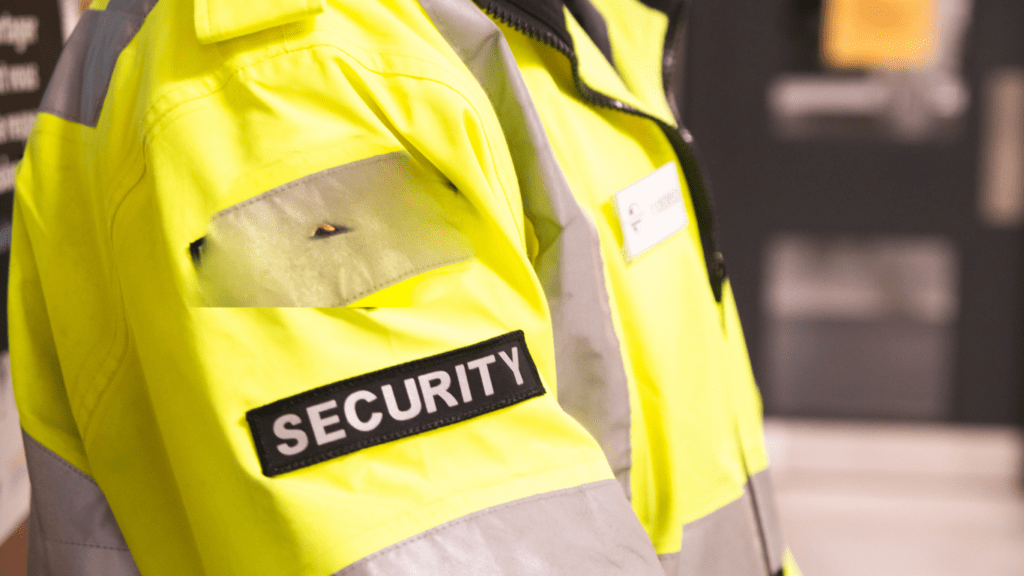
[{"left": 11, "top": 0, "right": 801, "bottom": 574}]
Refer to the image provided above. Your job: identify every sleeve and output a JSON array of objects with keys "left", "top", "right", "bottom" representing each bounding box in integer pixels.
[
  {"left": 10, "top": 5, "right": 666, "bottom": 576},
  {"left": 10, "top": 193, "right": 140, "bottom": 575},
  {"left": 721, "top": 279, "right": 801, "bottom": 576}
]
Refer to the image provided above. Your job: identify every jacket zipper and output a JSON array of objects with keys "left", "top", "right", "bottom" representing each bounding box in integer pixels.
[{"left": 476, "top": 1, "right": 726, "bottom": 301}]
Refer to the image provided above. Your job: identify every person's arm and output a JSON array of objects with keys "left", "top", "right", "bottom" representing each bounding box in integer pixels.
[{"left": 11, "top": 1, "right": 664, "bottom": 574}]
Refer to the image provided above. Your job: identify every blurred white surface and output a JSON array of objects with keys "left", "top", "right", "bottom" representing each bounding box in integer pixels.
[
  {"left": 765, "top": 417, "right": 1024, "bottom": 576},
  {"left": 0, "top": 352, "right": 28, "bottom": 543},
  {"left": 979, "top": 67, "right": 1024, "bottom": 228}
]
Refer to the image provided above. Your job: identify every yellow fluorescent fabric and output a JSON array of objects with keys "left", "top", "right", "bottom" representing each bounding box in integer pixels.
[
  {"left": 14, "top": 1, "right": 614, "bottom": 574},
  {"left": 193, "top": 0, "right": 325, "bottom": 43},
  {"left": 562, "top": 8, "right": 669, "bottom": 124},
  {"left": 12, "top": 0, "right": 784, "bottom": 573},
  {"left": 496, "top": 14, "right": 768, "bottom": 554},
  {"left": 784, "top": 549, "right": 804, "bottom": 576},
  {"left": 723, "top": 280, "right": 772, "bottom": 476},
  {"left": 576, "top": 0, "right": 677, "bottom": 124}
]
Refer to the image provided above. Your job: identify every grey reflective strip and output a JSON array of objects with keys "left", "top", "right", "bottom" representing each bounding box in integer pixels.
[
  {"left": 39, "top": 0, "right": 159, "bottom": 127},
  {"left": 418, "top": 0, "right": 634, "bottom": 497},
  {"left": 22, "top": 432, "right": 140, "bottom": 576},
  {"left": 749, "top": 468, "right": 785, "bottom": 574},
  {"left": 335, "top": 479, "right": 664, "bottom": 576},
  {"left": 197, "top": 152, "right": 472, "bottom": 307},
  {"left": 107, "top": 0, "right": 160, "bottom": 18},
  {"left": 658, "top": 487, "right": 768, "bottom": 576}
]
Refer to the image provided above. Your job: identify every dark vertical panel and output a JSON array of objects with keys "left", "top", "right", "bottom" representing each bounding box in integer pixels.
[
  {"left": 1, "top": 0, "right": 65, "bottom": 360},
  {"left": 1, "top": 0, "right": 64, "bottom": 193},
  {"left": 683, "top": 0, "right": 1024, "bottom": 423},
  {"left": 950, "top": 0, "right": 1024, "bottom": 424},
  {"left": 683, "top": 0, "right": 779, "bottom": 396}
]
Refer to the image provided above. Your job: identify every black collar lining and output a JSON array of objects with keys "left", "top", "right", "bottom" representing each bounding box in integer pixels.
[
  {"left": 476, "top": 0, "right": 574, "bottom": 53},
  {"left": 563, "top": 0, "right": 615, "bottom": 67}
]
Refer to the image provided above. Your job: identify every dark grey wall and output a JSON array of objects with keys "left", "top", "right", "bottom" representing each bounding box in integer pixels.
[{"left": 682, "top": 0, "right": 1024, "bottom": 423}]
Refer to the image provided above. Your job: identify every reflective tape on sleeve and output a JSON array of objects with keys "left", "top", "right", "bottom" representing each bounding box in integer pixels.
[
  {"left": 750, "top": 468, "right": 785, "bottom": 574},
  {"left": 659, "top": 470, "right": 787, "bottom": 576},
  {"left": 22, "top": 432, "right": 141, "bottom": 576},
  {"left": 39, "top": 0, "right": 159, "bottom": 127},
  {"left": 418, "top": 0, "right": 635, "bottom": 498},
  {"left": 195, "top": 152, "right": 472, "bottom": 308},
  {"left": 335, "top": 479, "right": 664, "bottom": 576}
]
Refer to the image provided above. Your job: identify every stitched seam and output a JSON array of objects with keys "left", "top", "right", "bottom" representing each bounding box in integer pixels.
[
  {"left": 426, "top": 10, "right": 526, "bottom": 241},
  {"left": 80, "top": 315, "right": 134, "bottom": 444},
  {"left": 302, "top": 29, "right": 482, "bottom": 97},
  {"left": 202, "top": 156, "right": 472, "bottom": 308},
  {"left": 204, "top": 255, "right": 473, "bottom": 309},
  {"left": 337, "top": 480, "right": 613, "bottom": 573},
  {"left": 88, "top": 147, "right": 145, "bottom": 441},
  {"left": 319, "top": 41, "right": 525, "bottom": 241},
  {"left": 338, "top": 256, "right": 469, "bottom": 307},
  {"left": 140, "top": 42, "right": 523, "bottom": 240},
  {"left": 43, "top": 537, "right": 131, "bottom": 552},
  {"left": 145, "top": 40, "right": 472, "bottom": 147},
  {"left": 210, "top": 153, "right": 401, "bottom": 219}
]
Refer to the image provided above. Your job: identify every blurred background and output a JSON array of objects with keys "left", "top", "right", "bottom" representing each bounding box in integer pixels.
[
  {"left": 682, "top": 0, "right": 1024, "bottom": 573},
  {"left": 1, "top": 0, "right": 1023, "bottom": 574}
]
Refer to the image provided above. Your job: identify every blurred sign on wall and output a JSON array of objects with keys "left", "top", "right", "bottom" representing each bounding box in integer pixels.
[
  {"left": 0, "top": 0, "right": 62, "bottom": 197},
  {"left": 978, "top": 67, "right": 1024, "bottom": 227},
  {"left": 0, "top": 0, "right": 75, "bottom": 546},
  {"left": 0, "top": 353, "right": 28, "bottom": 543},
  {"left": 683, "top": 0, "right": 1024, "bottom": 424},
  {"left": 768, "top": 0, "right": 971, "bottom": 141},
  {"left": 822, "top": 0, "right": 939, "bottom": 69},
  {"left": 764, "top": 235, "right": 959, "bottom": 419}
]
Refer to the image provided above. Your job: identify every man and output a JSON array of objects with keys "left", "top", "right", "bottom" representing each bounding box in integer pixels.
[{"left": 11, "top": 0, "right": 801, "bottom": 574}]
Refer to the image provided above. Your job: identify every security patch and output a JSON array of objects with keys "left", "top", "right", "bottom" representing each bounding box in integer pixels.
[{"left": 247, "top": 331, "right": 545, "bottom": 476}]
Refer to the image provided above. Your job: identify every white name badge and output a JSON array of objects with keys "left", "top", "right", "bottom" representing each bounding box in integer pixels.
[{"left": 613, "top": 162, "right": 688, "bottom": 262}]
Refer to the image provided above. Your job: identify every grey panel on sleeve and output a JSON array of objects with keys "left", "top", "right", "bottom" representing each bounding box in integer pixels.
[
  {"left": 106, "top": 0, "right": 160, "bottom": 17},
  {"left": 196, "top": 152, "right": 473, "bottom": 307},
  {"left": 22, "top": 431, "right": 141, "bottom": 576},
  {"left": 335, "top": 479, "right": 665, "bottom": 576},
  {"left": 749, "top": 468, "right": 785, "bottom": 574},
  {"left": 658, "top": 484, "right": 772, "bottom": 576},
  {"left": 418, "top": 0, "right": 635, "bottom": 499},
  {"left": 38, "top": 0, "right": 159, "bottom": 127}
]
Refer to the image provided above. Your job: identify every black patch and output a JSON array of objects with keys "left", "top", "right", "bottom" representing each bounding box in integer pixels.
[
  {"left": 247, "top": 330, "right": 546, "bottom": 476},
  {"left": 189, "top": 237, "right": 205, "bottom": 267}
]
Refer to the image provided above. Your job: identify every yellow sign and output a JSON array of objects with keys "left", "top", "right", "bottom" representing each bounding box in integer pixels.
[{"left": 822, "top": 0, "right": 939, "bottom": 69}]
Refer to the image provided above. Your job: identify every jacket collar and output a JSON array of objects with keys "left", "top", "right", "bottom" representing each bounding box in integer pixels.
[
  {"left": 194, "top": 0, "right": 324, "bottom": 44},
  {"left": 477, "top": 0, "right": 574, "bottom": 51},
  {"left": 475, "top": 0, "right": 683, "bottom": 58}
]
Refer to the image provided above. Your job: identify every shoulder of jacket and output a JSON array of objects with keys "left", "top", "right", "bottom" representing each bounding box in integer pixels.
[{"left": 193, "top": 0, "right": 324, "bottom": 44}]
